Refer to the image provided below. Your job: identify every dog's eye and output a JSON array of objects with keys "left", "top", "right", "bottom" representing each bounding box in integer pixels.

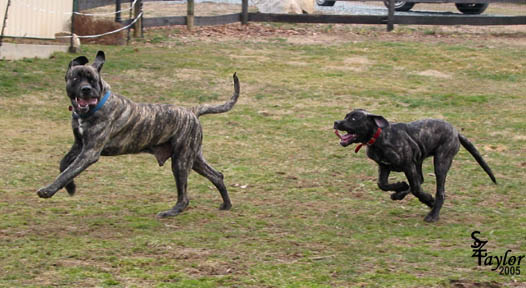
[{"left": 351, "top": 117, "right": 356, "bottom": 121}]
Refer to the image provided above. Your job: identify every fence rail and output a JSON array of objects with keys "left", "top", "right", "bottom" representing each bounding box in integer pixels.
[
  {"left": 393, "top": 15, "right": 526, "bottom": 25},
  {"left": 142, "top": 13, "right": 242, "bottom": 27},
  {"left": 77, "top": 0, "right": 168, "bottom": 11},
  {"left": 247, "top": 13, "right": 526, "bottom": 26}
]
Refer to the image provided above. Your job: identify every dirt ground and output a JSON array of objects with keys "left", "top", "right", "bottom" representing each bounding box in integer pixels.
[{"left": 142, "top": 21, "right": 526, "bottom": 48}]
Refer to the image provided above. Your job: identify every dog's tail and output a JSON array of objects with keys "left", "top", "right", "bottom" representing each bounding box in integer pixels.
[
  {"left": 192, "top": 73, "right": 239, "bottom": 118},
  {"left": 459, "top": 134, "right": 497, "bottom": 184}
]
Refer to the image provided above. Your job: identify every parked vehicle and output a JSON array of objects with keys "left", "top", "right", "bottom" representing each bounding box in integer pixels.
[{"left": 316, "top": 0, "right": 489, "bottom": 15}]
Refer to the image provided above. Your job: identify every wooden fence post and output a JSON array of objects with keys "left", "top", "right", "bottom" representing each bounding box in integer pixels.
[
  {"left": 115, "top": 0, "right": 121, "bottom": 23},
  {"left": 134, "top": 0, "right": 143, "bottom": 37},
  {"left": 69, "top": 0, "right": 79, "bottom": 53},
  {"left": 187, "top": 0, "right": 195, "bottom": 31},
  {"left": 126, "top": 0, "right": 133, "bottom": 44},
  {"left": 387, "top": 0, "right": 394, "bottom": 31},
  {"left": 241, "top": 0, "right": 248, "bottom": 25}
]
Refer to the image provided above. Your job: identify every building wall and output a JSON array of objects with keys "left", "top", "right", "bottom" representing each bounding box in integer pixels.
[{"left": 0, "top": 0, "right": 73, "bottom": 39}]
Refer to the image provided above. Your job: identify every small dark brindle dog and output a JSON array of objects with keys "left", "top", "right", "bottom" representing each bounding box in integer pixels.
[
  {"left": 334, "top": 109, "right": 496, "bottom": 222},
  {"left": 37, "top": 51, "right": 239, "bottom": 218}
]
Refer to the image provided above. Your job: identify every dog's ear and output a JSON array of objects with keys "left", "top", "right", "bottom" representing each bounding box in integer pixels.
[
  {"left": 92, "top": 51, "right": 105, "bottom": 73},
  {"left": 66, "top": 56, "right": 89, "bottom": 81},
  {"left": 368, "top": 114, "right": 389, "bottom": 128},
  {"left": 67, "top": 56, "right": 89, "bottom": 70}
]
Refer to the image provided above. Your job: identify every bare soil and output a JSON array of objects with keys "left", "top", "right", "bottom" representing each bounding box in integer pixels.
[{"left": 143, "top": 21, "right": 526, "bottom": 48}]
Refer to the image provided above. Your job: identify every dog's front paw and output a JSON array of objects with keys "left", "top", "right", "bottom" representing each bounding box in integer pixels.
[
  {"left": 65, "top": 182, "right": 76, "bottom": 196},
  {"left": 157, "top": 209, "right": 183, "bottom": 218},
  {"left": 37, "top": 186, "right": 57, "bottom": 198}
]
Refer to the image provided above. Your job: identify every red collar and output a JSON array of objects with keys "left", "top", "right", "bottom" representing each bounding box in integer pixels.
[{"left": 355, "top": 127, "right": 382, "bottom": 153}]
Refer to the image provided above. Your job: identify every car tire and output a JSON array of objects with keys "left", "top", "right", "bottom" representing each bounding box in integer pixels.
[
  {"left": 455, "top": 3, "right": 489, "bottom": 14},
  {"left": 383, "top": 1, "right": 416, "bottom": 12},
  {"left": 316, "top": 0, "right": 336, "bottom": 6}
]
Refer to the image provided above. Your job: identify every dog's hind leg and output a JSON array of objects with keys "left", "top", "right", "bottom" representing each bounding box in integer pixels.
[
  {"left": 424, "top": 153, "right": 455, "bottom": 222},
  {"left": 405, "top": 165, "right": 435, "bottom": 211},
  {"left": 157, "top": 153, "right": 194, "bottom": 218},
  {"left": 193, "top": 153, "right": 232, "bottom": 211}
]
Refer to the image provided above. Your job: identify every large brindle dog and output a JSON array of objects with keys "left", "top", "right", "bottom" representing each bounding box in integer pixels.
[
  {"left": 37, "top": 51, "right": 239, "bottom": 218},
  {"left": 334, "top": 109, "right": 496, "bottom": 222}
]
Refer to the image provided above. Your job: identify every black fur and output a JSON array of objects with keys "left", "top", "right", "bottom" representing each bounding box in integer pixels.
[{"left": 334, "top": 109, "right": 496, "bottom": 222}]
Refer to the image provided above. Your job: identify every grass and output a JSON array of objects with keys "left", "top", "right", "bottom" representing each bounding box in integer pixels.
[{"left": 0, "top": 24, "right": 525, "bottom": 287}]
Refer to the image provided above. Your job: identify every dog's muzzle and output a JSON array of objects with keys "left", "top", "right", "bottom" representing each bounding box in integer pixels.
[{"left": 75, "top": 86, "right": 99, "bottom": 112}]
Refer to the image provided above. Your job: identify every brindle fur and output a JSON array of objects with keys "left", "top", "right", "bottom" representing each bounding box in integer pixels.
[
  {"left": 37, "top": 51, "right": 240, "bottom": 218},
  {"left": 334, "top": 109, "right": 496, "bottom": 222}
]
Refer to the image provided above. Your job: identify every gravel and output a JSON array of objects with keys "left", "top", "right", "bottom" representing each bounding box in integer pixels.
[{"left": 168, "top": 0, "right": 496, "bottom": 16}]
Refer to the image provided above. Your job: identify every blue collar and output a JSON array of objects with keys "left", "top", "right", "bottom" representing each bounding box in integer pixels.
[{"left": 72, "top": 90, "right": 111, "bottom": 119}]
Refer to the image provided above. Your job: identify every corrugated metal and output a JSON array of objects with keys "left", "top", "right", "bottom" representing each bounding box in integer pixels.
[{"left": 0, "top": 0, "right": 73, "bottom": 39}]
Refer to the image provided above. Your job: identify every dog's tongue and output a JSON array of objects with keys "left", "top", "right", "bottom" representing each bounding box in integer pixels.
[
  {"left": 335, "top": 130, "right": 354, "bottom": 140},
  {"left": 77, "top": 97, "right": 98, "bottom": 107},
  {"left": 334, "top": 129, "right": 356, "bottom": 145},
  {"left": 334, "top": 130, "right": 342, "bottom": 139}
]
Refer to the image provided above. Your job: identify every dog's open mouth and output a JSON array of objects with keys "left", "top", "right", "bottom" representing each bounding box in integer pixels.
[
  {"left": 76, "top": 97, "right": 98, "bottom": 112},
  {"left": 334, "top": 130, "right": 357, "bottom": 147}
]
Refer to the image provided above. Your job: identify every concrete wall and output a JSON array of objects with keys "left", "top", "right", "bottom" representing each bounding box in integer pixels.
[{"left": 0, "top": 43, "right": 69, "bottom": 60}]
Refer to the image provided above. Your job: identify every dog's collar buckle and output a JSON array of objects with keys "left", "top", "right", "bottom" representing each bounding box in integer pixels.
[
  {"left": 71, "top": 90, "right": 111, "bottom": 120},
  {"left": 355, "top": 127, "right": 382, "bottom": 153}
]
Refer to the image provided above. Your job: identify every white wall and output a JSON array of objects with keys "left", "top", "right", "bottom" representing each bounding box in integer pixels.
[{"left": 0, "top": 0, "right": 73, "bottom": 39}]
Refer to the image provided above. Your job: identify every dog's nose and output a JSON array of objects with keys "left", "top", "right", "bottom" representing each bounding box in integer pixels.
[
  {"left": 81, "top": 86, "right": 91, "bottom": 94},
  {"left": 334, "top": 121, "right": 340, "bottom": 129}
]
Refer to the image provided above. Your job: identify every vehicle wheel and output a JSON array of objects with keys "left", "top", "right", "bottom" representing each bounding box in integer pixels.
[
  {"left": 455, "top": 3, "right": 488, "bottom": 14},
  {"left": 316, "top": 0, "right": 336, "bottom": 7},
  {"left": 383, "top": 1, "right": 415, "bottom": 12}
]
